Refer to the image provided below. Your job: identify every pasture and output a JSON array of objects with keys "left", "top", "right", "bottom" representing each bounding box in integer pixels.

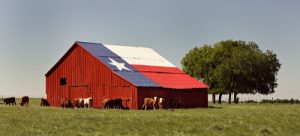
[{"left": 0, "top": 98, "right": 299, "bottom": 136}]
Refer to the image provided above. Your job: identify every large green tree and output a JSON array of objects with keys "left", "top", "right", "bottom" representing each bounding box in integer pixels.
[{"left": 181, "top": 40, "right": 281, "bottom": 104}]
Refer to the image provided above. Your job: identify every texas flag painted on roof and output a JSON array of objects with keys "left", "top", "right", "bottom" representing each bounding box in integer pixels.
[{"left": 77, "top": 41, "right": 208, "bottom": 89}]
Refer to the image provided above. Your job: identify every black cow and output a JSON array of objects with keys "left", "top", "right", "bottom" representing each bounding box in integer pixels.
[
  {"left": 20, "top": 96, "right": 29, "bottom": 106},
  {"left": 102, "top": 98, "right": 125, "bottom": 109},
  {"left": 40, "top": 98, "right": 50, "bottom": 106},
  {"left": 3, "top": 97, "right": 17, "bottom": 105},
  {"left": 168, "top": 99, "right": 182, "bottom": 109}
]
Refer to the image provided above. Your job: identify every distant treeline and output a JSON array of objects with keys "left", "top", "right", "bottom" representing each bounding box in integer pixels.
[
  {"left": 211, "top": 99, "right": 300, "bottom": 104},
  {"left": 243, "top": 99, "right": 300, "bottom": 104}
]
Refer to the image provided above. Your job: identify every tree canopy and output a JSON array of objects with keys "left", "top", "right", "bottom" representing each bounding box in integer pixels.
[{"left": 181, "top": 40, "right": 281, "bottom": 103}]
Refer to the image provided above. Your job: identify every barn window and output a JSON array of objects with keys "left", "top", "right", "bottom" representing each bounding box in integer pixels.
[{"left": 60, "top": 78, "right": 67, "bottom": 85}]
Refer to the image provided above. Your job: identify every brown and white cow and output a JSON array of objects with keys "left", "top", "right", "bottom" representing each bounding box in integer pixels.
[
  {"left": 141, "top": 96, "right": 158, "bottom": 110},
  {"left": 60, "top": 98, "right": 74, "bottom": 109},
  {"left": 158, "top": 97, "right": 165, "bottom": 109},
  {"left": 73, "top": 98, "right": 84, "bottom": 108}
]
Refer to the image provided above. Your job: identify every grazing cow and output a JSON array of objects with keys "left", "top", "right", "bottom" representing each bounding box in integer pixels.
[
  {"left": 141, "top": 96, "right": 158, "bottom": 110},
  {"left": 168, "top": 99, "right": 182, "bottom": 109},
  {"left": 73, "top": 98, "right": 84, "bottom": 108},
  {"left": 20, "top": 96, "right": 29, "bottom": 106},
  {"left": 83, "top": 97, "right": 93, "bottom": 108},
  {"left": 3, "top": 97, "right": 16, "bottom": 105},
  {"left": 40, "top": 98, "right": 50, "bottom": 106},
  {"left": 158, "top": 97, "right": 165, "bottom": 109},
  {"left": 102, "top": 98, "right": 125, "bottom": 109},
  {"left": 123, "top": 99, "right": 130, "bottom": 109},
  {"left": 102, "top": 99, "right": 110, "bottom": 109},
  {"left": 60, "top": 98, "right": 74, "bottom": 109}
]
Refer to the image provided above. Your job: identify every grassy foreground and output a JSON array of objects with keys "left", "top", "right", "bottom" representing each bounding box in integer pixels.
[{"left": 0, "top": 99, "right": 299, "bottom": 136}]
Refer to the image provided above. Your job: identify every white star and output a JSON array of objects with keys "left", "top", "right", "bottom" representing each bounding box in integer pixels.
[{"left": 108, "top": 58, "right": 132, "bottom": 71}]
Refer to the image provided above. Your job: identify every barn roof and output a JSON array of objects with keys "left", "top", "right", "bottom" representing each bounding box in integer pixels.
[
  {"left": 78, "top": 42, "right": 160, "bottom": 87},
  {"left": 104, "top": 44, "right": 175, "bottom": 67},
  {"left": 46, "top": 41, "right": 208, "bottom": 89}
]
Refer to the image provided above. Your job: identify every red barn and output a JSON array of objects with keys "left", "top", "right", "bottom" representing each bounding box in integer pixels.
[{"left": 45, "top": 41, "right": 208, "bottom": 109}]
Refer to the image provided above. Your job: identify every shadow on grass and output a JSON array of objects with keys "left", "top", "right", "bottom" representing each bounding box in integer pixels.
[
  {"left": 259, "top": 128, "right": 274, "bottom": 136},
  {"left": 208, "top": 106, "right": 223, "bottom": 109},
  {"left": 211, "top": 124, "right": 225, "bottom": 131}
]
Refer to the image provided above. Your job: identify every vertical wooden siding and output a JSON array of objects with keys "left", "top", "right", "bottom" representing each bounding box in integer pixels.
[
  {"left": 137, "top": 87, "right": 208, "bottom": 109},
  {"left": 46, "top": 44, "right": 136, "bottom": 108}
]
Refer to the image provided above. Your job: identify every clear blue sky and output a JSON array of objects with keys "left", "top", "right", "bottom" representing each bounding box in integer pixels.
[{"left": 0, "top": 1, "right": 299, "bottom": 99}]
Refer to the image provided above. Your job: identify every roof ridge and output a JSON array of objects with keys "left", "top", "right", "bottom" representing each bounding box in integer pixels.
[
  {"left": 105, "top": 44, "right": 152, "bottom": 49},
  {"left": 76, "top": 41, "right": 102, "bottom": 44}
]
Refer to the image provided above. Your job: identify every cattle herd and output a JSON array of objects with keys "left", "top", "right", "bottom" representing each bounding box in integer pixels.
[
  {"left": 0, "top": 96, "right": 48, "bottom": 107},
  {"left": 1, "top": 96, "right": 30, "bottom": 106},
  {"left": 59, "top": 97, "right": 93, "bottom": 109},
  {"left": 140, "top": 97, "right": 181, "bottom": 110},
  {"left": 0, "top": 96, "right": 181, "bottom": 110}
]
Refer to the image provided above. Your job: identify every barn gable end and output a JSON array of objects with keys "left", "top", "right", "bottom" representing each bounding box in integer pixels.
[{"left": 46, "top": 43, "right": 138, "bottom": 108}]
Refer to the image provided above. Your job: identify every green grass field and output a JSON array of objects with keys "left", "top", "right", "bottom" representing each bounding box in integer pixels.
[{"left": 0, "top": 99, "right": 299, "bottom": 136}]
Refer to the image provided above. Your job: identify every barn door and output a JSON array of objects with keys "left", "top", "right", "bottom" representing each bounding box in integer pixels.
[
  {"left": 113, "top": 86, "right": 132, "bottom": 108},
  {"left": 68, "top": 85, "right": 90, "bottom": 99}
]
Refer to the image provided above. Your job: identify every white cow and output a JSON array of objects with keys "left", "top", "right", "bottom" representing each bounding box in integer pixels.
[
  {"left": 83, "top": 97, "right": 93, "bottom": 108},
  {"left": 158, "top": 97, "right": 164, "bottom": 109}
]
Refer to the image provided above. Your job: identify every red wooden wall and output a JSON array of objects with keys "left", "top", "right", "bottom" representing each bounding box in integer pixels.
[
  {"left": 137, "top": 87, "right": 208, "bottom": 109},
  {"left": 46, "top": 43, "right": 137, "bottom": 108}
]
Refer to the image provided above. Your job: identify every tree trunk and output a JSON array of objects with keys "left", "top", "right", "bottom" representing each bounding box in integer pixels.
[
  {"left": 228, "top": 92, "right": 232, "bottom": 104},
  {"left": 234, "top": 92, "right": 238, "bottom": 104},
  {"left": 212, "top": 94, "right": 216, "bottom": 104},
  {"left": 218, "top": 93, "right": 223, "bottom": 104}
]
